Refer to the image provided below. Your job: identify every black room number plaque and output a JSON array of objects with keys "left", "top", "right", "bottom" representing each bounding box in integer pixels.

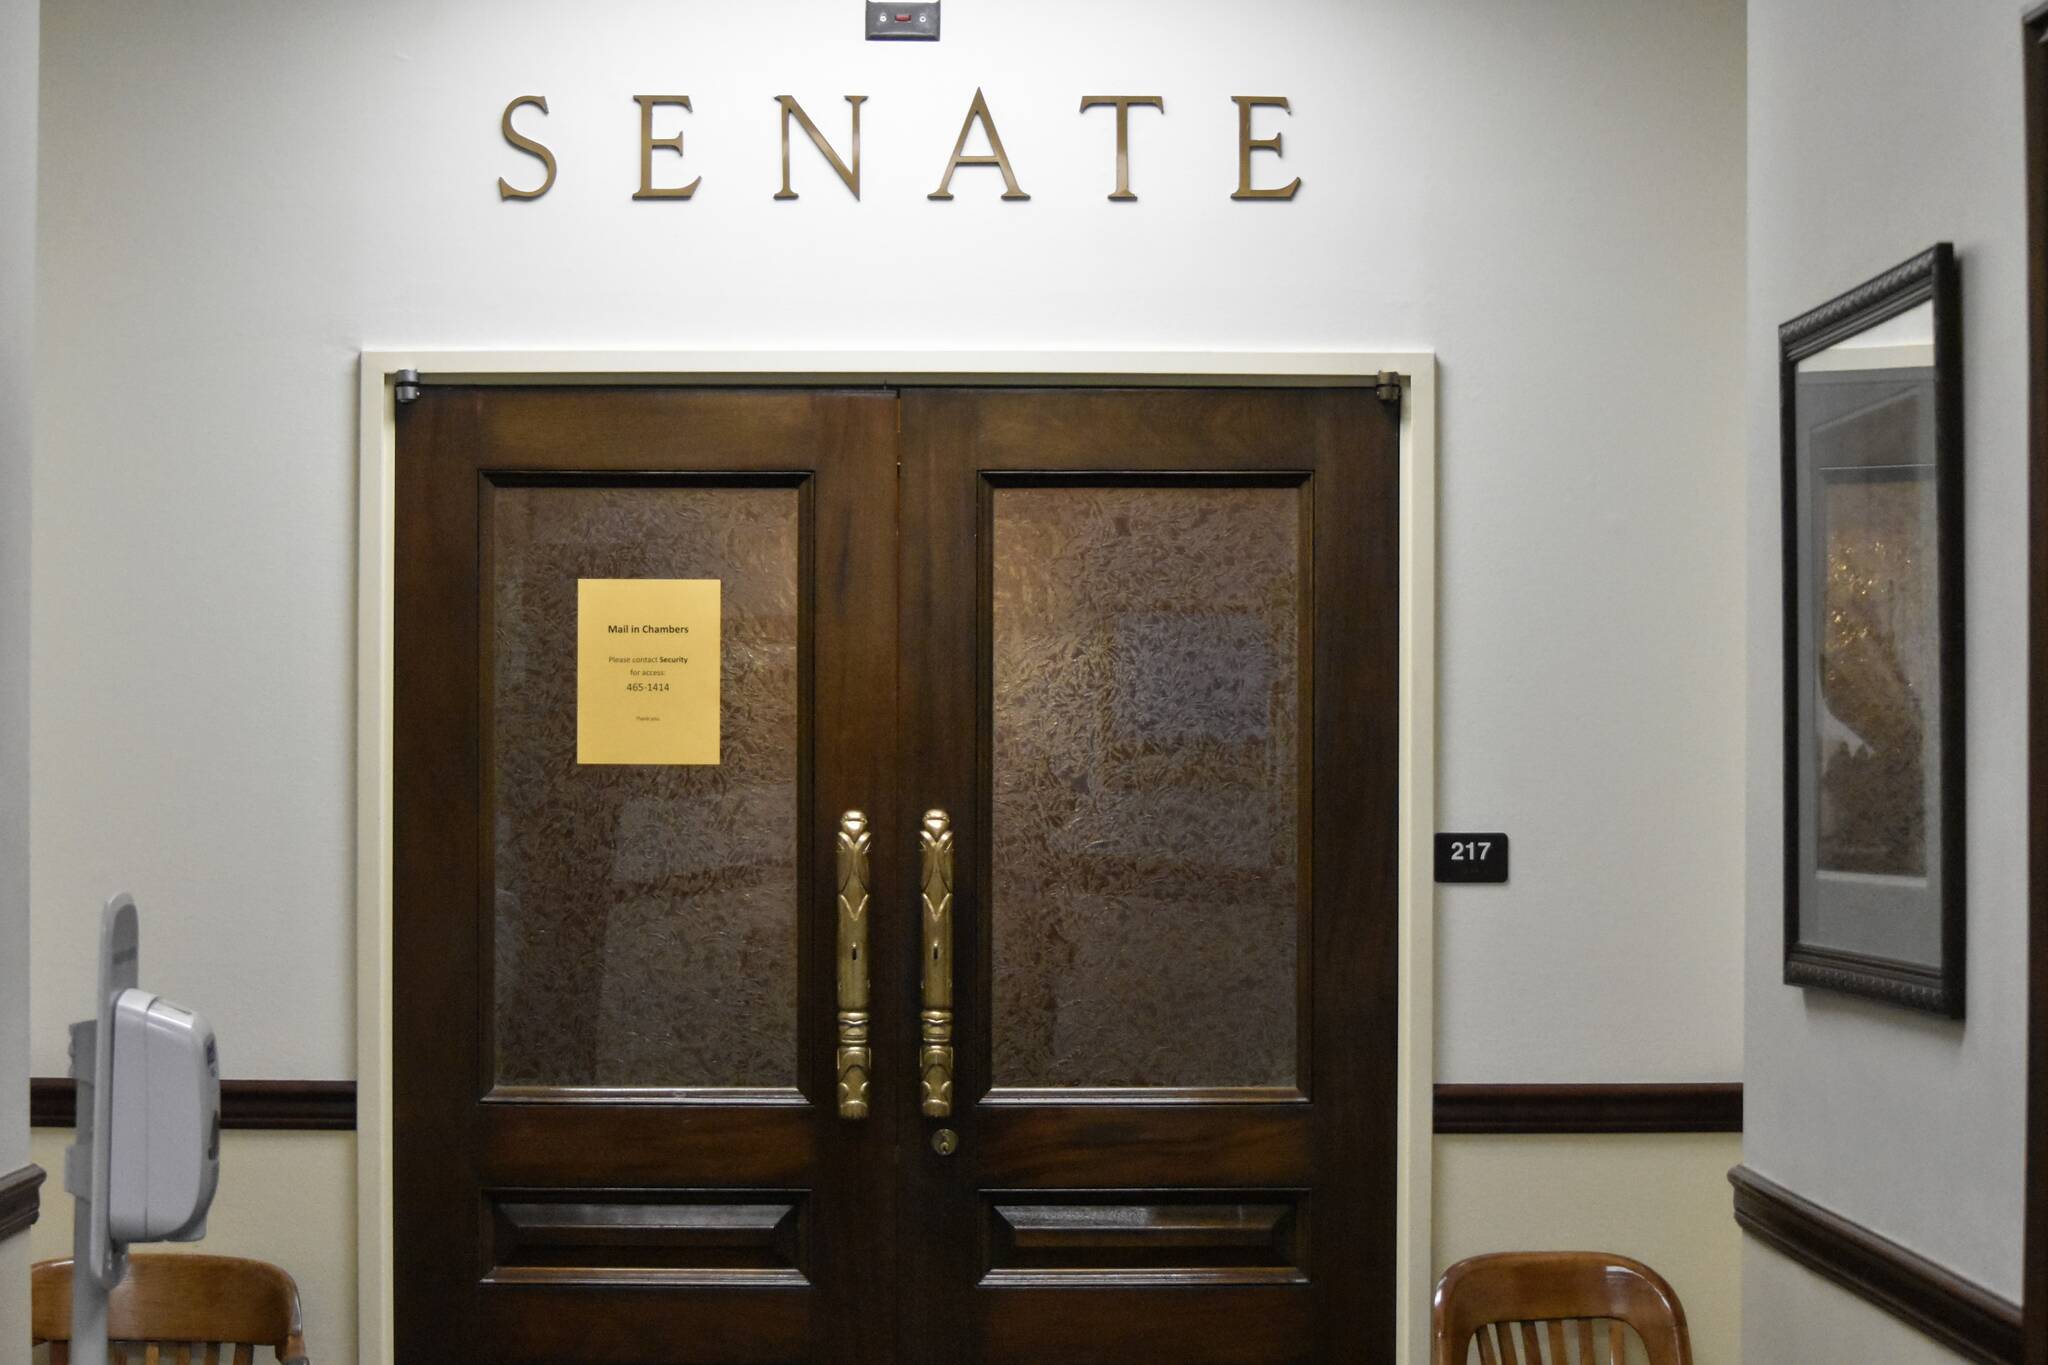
[{"left": 1435, "top": 833, "right": 1509, "bottom": 884}]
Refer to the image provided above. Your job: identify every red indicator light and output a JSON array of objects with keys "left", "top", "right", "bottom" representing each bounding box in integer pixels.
[{"left": 896, "top": 12, "right": 910, "bottom": 19}]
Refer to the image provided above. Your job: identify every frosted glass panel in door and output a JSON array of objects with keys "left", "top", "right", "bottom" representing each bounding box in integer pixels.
[
  {"left": 989, "top": 483, "right": 1305, "bottom": 1090},
  {"left": 489, "top": 481, "right": 801, "bottom": 1089}
]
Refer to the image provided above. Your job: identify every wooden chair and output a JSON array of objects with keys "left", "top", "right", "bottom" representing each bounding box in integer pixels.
[
  {"left": 31, "top": 1255, "right": 309, "bottom": 1365},
  {"left": 1433, "top": 1251, "right": 1692, "bottom": 1365}
]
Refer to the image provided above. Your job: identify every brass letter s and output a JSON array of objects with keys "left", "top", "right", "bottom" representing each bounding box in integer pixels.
[{"left": 498, "top": 95, "right": 557, "bottom": 200}]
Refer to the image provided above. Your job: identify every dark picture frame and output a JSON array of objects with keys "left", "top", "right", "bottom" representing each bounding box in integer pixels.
[
  {"left": 1781, "top": 243, "right": 1964, "bottom": 1017},
  {"left": 2022, "top": 5, "right": 2048, "bottom": 1357}
]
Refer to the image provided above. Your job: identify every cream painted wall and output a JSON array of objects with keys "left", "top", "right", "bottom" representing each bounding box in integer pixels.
[
  {"left": 29, "top": 0, "right": 1746, "bottom": 1084},
  {"left": 1434, "top": 1134, "right": 1743, "bottom": 1365},
  {"left": 26, "top": 1131, "right": 357, "bottom": 1365},
  {"left": 1741, "top": 1241, "right": 1970, "bottom": 1365},
  {"left": 1741, "top": 0, "right": 2030, "bottom": 1342},
  {"left": 1, "top": 0, "right": 36, "bottom": 1354}
]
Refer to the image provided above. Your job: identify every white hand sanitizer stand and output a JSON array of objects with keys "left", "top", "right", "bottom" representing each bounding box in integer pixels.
[{"left": 64, "top": 894, "right": 222, "bottom": 1360}]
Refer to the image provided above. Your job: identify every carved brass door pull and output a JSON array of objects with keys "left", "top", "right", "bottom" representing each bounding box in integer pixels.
[
  {"left": 839, "top": 808, "right": 954, "bottom": 1121},
  {"left": 836, "top": 811, "right": 873, "bottom": 1119},
  {"left": 919, "top": 809, "right": 955, "bottom": 1118}
]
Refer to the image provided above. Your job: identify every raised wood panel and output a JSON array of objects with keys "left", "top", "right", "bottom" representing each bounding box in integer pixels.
[
  {"left": 972, "top": 1105, "right": 1313, "bottom": 1187},
  {"left": 975, "top": 1284, "right": 1314, "bottom": 1365},
  {"left": 466, "top": 387, "right": 880, "bottom": 471},
  {"left": 475, "top": 1282, "right": 812, "bottom": 1365},
  {"left": 488, "top": 1191, "right": 806, "bottom": 1284},
  {"left": 983, "top": 1191, "right": 1305, "bottom": 1284},
  {"left": 477, "top": 1103, "right": 818, "bottom": 1187}
]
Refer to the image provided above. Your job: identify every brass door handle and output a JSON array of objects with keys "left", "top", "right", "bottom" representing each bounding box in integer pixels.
[
  {"left": 836, "top": 811, "right": 872, "bottom": 1119},
  {"left": 919, "top": 809, "right": 955, "bottom": 1117}
]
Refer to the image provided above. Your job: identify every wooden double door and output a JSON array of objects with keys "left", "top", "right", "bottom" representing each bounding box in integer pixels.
[{"left": 393, "top": 385, "right": 1399, "bottom": 1363}]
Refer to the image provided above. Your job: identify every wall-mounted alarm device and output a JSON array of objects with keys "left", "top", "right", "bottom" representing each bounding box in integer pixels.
[{"left": 867, "top": 1, "right": 938, "bottom": 39}]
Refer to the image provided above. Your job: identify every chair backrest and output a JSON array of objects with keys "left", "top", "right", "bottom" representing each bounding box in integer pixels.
[
  {"left": 1432, "top": 1251, "right": 1692, "bottom": 1365},
  {"left": 31, "top": 1255, "right": 309, "bottom": 1365}
]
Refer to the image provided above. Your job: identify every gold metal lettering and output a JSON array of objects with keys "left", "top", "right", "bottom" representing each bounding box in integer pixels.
[
  {"left": 1079, "top": 95, "right": 1163, "bottom": 202},
  {"left": 633, "top": 94, "right": 701, "bottom": 200},
  {"left": 1231, "top": 95, "right": 1301, "bottom": 201},
  {"left": 929, "top": 88, "right": 1030, "bottom": 201},
  {"left": 498, "top": 95, "right": 557, "bottom": 200},
  {"left": 836, "top": 811, "right": 873, "bottom": 1120},
  {"left": 918, "top": 809, "right": 955, "bottom": 1117},
  {"left": 776, "top": 95, "right": 866, "bottom": 200}
]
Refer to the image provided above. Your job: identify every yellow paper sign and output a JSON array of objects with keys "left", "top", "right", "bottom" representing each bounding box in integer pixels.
[{"left": 577, "top": 578, "right": 720, "bottom": 765}]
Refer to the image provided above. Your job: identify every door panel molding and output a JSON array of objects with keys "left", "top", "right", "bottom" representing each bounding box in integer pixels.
[
  {"left": 390, "top": 387, "right": 902, "bottom": 1363},
  {"left": 980, "top": 1086, "right": 1309, "bottom": 1106},
  {"left": 982, "top": 1190, "right": 1308, "bottom": 1286},
  {"left": 898, "top": 387, "right": 1396, "bottom": 1359},
  {"left": 356, "top": 350, "right": 1437, "bottom": 1365},
  {"left": 484, "top": 1190, "right": 809, "bottom": 1287}
]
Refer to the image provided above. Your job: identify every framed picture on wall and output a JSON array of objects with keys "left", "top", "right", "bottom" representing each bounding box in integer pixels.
[{"left": 1781, "top": 243, "right": 1964, "bottom": 1017}]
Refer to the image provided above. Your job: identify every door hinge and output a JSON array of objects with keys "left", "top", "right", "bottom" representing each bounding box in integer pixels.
[
  {"left": 394, "top": 369, "right": 422, "bottom": 404},
  {"left": 1374, "top": 370, "right": 1402, "bottom": 404}
]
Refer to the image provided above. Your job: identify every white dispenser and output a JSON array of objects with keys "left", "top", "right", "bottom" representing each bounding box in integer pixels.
[{"left": 64, "top": 894, "right": 222, "bottom": 1358}]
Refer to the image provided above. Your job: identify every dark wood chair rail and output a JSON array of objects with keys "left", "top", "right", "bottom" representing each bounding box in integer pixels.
[
  {"left": 1731, "top": 1165, "right": 2021, "bottom": 1364},
  {"left": 0, "top": 1162, "right": 45, "bottom": 1242},
  {"left": 1434, "top": 1083, "right": 1742, "bottom": 1134},
  {"left": 31, "top": 1078, "right": 356, "bottom": 1132},
  {"left": 28, "top": 1078, "right": 1739, "bottom": 1136}
]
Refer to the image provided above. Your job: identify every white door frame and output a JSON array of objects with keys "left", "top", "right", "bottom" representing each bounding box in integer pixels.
[{"left": 353, "top": 348, "right": 1438, "bottom": 1363}]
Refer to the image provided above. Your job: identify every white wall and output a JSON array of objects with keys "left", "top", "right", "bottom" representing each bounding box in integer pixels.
[
  {"left": 1742, "top": 0, "right": 2030, "bottom": 1347},
  {"left": 1, "top": 0, "right": 36, "bottom": 1353},
  {"left": 29, "top": 0, "right": 1746, "bottom": 1082},
  {"left": 1742, "top": 1241, "right": 1972, "bottom": 1365}
]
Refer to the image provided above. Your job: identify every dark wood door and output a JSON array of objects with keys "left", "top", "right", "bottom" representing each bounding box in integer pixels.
[
  {"left": 393, "top": 387, "right": 903, "bottom": 1364},
  {"left": 393, "top": 384, "right": 1399, "bottom": 1364},
  {"left": 895, "top": 389, "right": 1400, "bottom": 1363}
]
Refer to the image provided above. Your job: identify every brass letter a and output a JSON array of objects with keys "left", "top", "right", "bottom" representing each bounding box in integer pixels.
[{"left": 929, "top": 88, "right": 1030, "bottom": 201}]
